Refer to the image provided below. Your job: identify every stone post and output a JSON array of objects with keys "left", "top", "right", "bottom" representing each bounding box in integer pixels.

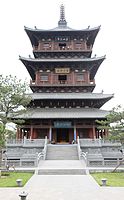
[
  {"left": 16, "top": 179, "right": 22, "bottom": 187},
  {"left": 101, "top": 178, "right": 107, "bottom": 186},
  {"left": 19, "top": 191, "right": 28, "bottom": 200}
]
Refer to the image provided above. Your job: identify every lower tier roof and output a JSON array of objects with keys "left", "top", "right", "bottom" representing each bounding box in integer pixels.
[
  {"left": 15, "top": 108, "right": 109, "bottom": 119},
  {"left": 29, "top": 92, "right": 113, "bottom": 100}
]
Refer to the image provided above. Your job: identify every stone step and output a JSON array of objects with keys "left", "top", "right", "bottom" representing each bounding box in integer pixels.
[
  {"left": 46, "top": 145, "right": 79, "bottom": 160},
  {"left": 37, "top": 168, "right": 87, "bottom": 175},
  {"left": 46, "top": 156, "right": 78, "bottom": 160}
]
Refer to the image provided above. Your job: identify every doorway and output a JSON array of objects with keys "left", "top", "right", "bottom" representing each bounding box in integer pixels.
[{"left": 56, "top": 128, "right": 69, "bottom": 143}]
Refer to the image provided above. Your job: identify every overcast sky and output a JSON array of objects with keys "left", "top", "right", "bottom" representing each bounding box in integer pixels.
[{"left": 0, "top": 0, "right": 124, "bottom": 110}]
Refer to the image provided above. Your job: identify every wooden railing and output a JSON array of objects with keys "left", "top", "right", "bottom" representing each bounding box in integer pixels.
[
  {"left": 30, "top": 80, "right": 95, "bottom": 87},
  {"left": 33, "top": 46, "right": 92, "bottom": 52}
]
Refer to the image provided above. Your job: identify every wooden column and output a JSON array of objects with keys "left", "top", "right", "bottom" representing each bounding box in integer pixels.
[
  {"left": 21, "top": 129, "right": 24, "bottom": 139},
  {"left": 74, "top": 123, "right": 77, "bottom": 141},
  {"left": 30, "top": 126, "right": 33, "bottom": 139},
  {"left": 49, "top": 124, "right": 52, "bottom": 141},
  {"left": 93, "top": 125, "right": 96, "bottom": 139},
  {"left": 16, "top": 128, "right": 20, "bottom": 139}
]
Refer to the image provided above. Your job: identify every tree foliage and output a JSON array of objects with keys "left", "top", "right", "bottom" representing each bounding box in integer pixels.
[
  {"left": 0, "top": 75, "right": 31, "bottom": 123},
  {"left": 97, "top": 105, "right": 124, "bottom": 141},
  {"left": 0, "top": 74, "right": 31, "bottom": 147}
]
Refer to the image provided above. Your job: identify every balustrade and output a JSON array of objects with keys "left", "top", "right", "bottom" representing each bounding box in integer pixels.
[
  {"left": 6, "top": 138, "right": 46, "bottom": 147},
  {"left": 30, "top": 80, "right": 95, "bottom": 86},
  {"left": 33, "top": 45, "right": 92, "bottom": 52}
]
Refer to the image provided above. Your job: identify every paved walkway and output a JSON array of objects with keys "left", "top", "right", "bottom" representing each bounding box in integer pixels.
[{"left": 0, "top": 160, "right": 124, "bottom": 200}]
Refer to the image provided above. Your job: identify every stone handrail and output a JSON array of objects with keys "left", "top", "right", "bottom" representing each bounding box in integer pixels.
[
  {"left": 77, "top": 136, "right": 82, "bottom": 160},
  {"left": 42, "top": 136, "right": 48, "bottom": 160},
  {"left": 37, "top": 136, "right": 48, "bottom": 165},
  {"left": 77, "top": 136, "right": 88, "bottom": 165}
]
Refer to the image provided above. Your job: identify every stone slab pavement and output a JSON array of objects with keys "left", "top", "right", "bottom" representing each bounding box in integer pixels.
[
  {"left": 0, "top": 160, "right": 124, "bottom": 200},
  {"left": 0, "top": 173, "right": 124, "bottom": 200}
]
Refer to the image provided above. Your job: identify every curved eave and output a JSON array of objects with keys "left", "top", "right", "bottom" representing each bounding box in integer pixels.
[
  {"left": 29, "top": 92, "right": 113, "bottom": 108},
  {"left": 29, "top": 92, "right": 113, "bottom": 100},
  {"left": 24, "top": 26, "right": 100, "bottom": 47},
  {"left": 33, "top": 51, "right": 92, "bottom": 59},
  {"left": 19, "top": 56, "right": 105, "bottom": 80},
  {"left": 13, "top": 108, "right": 109, "bottom": 119}
]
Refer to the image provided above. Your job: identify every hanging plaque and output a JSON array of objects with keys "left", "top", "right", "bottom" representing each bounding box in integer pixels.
[
  {"left": 55, "top": 68, "right": 70, "bottom": 74},
  {"left": 54, "top": 121, "right": 72, "bottom": 128}
]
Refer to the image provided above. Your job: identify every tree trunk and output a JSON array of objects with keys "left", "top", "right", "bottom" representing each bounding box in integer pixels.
[{"left": 0, "top": 148, "right": 2, "bottom": 167}]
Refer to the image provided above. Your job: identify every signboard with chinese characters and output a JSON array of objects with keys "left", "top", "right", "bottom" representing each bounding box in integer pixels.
[
  {"left": 55, "top": 68, "right": 70, "bottom": 74},
  {"left": 54, "top": 121, "right": 72, "bottom": 128}
]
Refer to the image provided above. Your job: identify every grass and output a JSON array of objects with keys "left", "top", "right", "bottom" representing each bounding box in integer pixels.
[
  {"left": 91, "top": 172, "right": 124, "bottom": 187},
  {"left": 0, "top": 172, "right": 33, "bottom": 187}
]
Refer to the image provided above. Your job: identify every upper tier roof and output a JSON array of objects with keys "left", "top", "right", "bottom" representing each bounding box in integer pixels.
[
  {"left": 24, "top": 4, "right": 100, "bottom": 47},
  {"left": 19, "top": 56, "right": 105, "bottom": 80},
  {"left": 24, "top": 26, "right": 100, "bottom": 47}
]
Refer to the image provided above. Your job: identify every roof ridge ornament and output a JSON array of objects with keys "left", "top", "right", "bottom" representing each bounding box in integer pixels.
[{"left": 58, "top": 4, "right": 67, "bottom": 27}]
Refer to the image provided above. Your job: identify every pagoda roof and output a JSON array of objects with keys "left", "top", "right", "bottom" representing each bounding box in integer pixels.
[
  {"left": 24, "top": 26, "right": 100, "bottom": 47},
  {"left": 29, "top": 92, "right": 113, "bottom": 101},
  {"left": 19, "top": 56, "right": 105, "bottom": 80},
  {"left": 14, "top": 108, "right": 109, "bottom": 119},
  {"left": 28, "top": 92, "right": 113, "bottom": 108}
]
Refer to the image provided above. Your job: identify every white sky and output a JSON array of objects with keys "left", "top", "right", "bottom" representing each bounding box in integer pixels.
[{"left": 0, "top": 0, "right": 124, "bottom": 110}]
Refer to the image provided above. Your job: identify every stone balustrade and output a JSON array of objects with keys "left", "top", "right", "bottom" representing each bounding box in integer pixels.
[
  {"left": 79, "top": 139, "right": 121, "bottom": 147},
  {"left": 6, "top": 139, "right": 46, "bottom": 147}
]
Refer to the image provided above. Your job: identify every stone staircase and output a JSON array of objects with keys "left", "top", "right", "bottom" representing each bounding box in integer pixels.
[
  {"left": 46, "top": 144, "right": 79, "bottom": 160},
  {"left": 37, "top": 145, "right": 87, "bottom": 175}
]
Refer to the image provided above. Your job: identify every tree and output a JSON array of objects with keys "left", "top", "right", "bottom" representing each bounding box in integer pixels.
[
  {"left": 0, "top": 74, "right": 31, "bottom": 147},
  {"left": 97, "top": 105, "right": 124, "bottom": 142}
]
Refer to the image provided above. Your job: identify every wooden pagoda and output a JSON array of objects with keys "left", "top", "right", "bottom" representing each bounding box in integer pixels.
[{"left": 17, "top": 4, "right": 113, "bottom": 143}]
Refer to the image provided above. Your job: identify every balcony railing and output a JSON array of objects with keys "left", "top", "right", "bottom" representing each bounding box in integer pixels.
[
  {"left": 33, "top": 46, "right": 92, "bottom": 52},
  {"left": 30, "top": 80, "right": 95, "bottom": 87}
]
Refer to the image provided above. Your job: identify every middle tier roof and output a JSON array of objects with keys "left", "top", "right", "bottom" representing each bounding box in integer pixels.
[
  {"left": 28, "top": 92, "right": 113, "bottom": 109},
  {"left": 20, "top": 56, "right": 105, "bottom": 80}
]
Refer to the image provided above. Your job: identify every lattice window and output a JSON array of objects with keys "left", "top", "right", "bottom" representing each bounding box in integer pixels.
[
  {"left": 40, "top": 74, "right": 48, "bottom": 81},
  {"left": 77, "top": 73, "right": 84, "bottom": 81}
]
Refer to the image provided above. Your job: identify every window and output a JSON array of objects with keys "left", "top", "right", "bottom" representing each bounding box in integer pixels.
[
  {"left": 59, "top": 43, "right": 66, "bottom": 50},
  {"left": 75, "top": 42, "right": 82, "bottom": 49},
  {"left": 58, "top": 75, "right": 67, "bottom": 81},
  {"left": 77, "top": 73, "right": 84, "bottom": 81},
  {"left": 43, "top": 43, "right": 51, "bottom": 49},
  {"left": 41, "top": 74, "right": 48, "bottom": 81}
]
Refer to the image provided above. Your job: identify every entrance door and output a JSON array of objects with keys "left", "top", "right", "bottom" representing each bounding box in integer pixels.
[{"left": 56, "top": 128, "right": 69, "bottom": 143}]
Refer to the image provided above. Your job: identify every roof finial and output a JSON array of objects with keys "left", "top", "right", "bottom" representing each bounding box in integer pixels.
[{"left": 58, "top": 4, "right": 67, "bottom": 27}]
